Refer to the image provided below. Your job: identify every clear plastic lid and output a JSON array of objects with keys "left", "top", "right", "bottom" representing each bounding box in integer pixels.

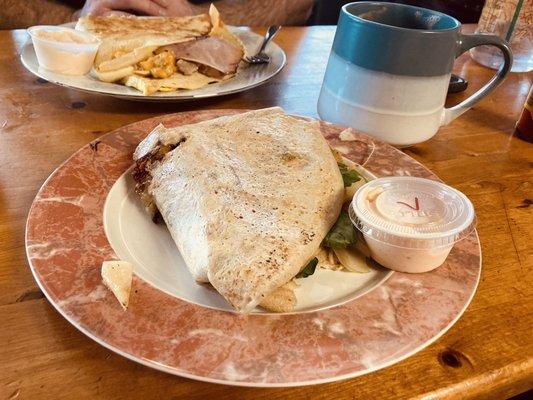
[
  {"left": 349, "top": 177, "right": 476, "bottom": 249},
  {"left": 28, "top": 26, "right": 100, "bottom": 50}
]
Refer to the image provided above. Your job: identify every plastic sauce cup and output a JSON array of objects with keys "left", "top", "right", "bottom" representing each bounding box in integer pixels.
[
  {"left": 28, "top": 26, "right": 100, "bottom": 75},
  {"left": 349, "top": 176, "right": 476, "bottom": 273}
]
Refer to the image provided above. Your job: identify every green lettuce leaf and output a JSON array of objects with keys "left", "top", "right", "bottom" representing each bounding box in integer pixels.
[
  {"left": 338, "top": 163, "right": 361, "bottom": 187},
  {"left": 296, "top": 257, "right": 318, "bottom": 278},
  {"left": 322, "top": 211, "right": 357, "bottom": 249}
]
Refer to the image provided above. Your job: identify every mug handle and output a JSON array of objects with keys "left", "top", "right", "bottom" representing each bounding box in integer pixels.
[{"left": 441, "top": 34, "right": 513, "bottom": 125}]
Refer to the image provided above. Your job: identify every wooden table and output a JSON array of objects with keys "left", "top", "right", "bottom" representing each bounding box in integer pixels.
[{"left": 1, "top": 26, "right": 532, "bottom": 400}]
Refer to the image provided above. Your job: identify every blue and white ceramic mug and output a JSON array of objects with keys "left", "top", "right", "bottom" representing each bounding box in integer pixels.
[{"left": 318, "top": 2, "right": 513, "bottom": 146}]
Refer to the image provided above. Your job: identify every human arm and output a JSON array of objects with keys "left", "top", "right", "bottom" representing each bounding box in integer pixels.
[
  {"left": 76, "top": 0, "right": 169, "bottom": 17},
  {"left": 168, "top": 0, "right": 315, "bottom": 26}
]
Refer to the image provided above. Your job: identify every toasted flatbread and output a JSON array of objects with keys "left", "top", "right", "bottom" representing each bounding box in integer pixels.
[
  {"left": 76, "top": 13, "right": 211, "bottom": 69},
  {"left": 75, "top": 13, "right": 211, "bottom": 38}
]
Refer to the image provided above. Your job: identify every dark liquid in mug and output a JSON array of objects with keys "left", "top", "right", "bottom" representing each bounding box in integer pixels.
[{"left": 351, "top": 5, "right": 451, "bottom": 31}]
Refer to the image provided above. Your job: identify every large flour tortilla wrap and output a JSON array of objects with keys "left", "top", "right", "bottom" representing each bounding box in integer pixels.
[{"left": 133, "top": 108, "right": 344, "bottom": 312}]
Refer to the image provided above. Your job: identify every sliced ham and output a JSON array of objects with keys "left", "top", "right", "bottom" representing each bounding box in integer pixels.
[
  {"left": 160, "top": 36, "right": 242, "bottom": 76},
  {"left": 176, "top": 59, "right": 198, "bottom": 75}
]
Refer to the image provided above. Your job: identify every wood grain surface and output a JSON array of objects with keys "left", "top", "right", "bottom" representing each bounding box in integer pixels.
[{"left": 1, "top": 26, "right": 532, "bottom": 400}]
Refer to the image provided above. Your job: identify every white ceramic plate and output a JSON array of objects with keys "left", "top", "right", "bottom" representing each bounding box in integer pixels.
[
  {"left": 20, "top": 27, "right": 286, "bottom": 101},
  {"left": 103, "top": 166, "right": 393, "bottom": 314}
]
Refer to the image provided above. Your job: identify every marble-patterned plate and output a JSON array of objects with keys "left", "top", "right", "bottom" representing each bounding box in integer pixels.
[
  {"left": 25, "top": 110, "right": 481, "bottom": 387},
  {"left": 20, "top": 28, "right": 285, "bottom": 102}
]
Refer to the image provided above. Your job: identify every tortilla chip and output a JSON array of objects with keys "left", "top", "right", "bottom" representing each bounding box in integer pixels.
[
  {"left": 208, "top": 4, "right": 247, "bottom": 58},
  {"left": 97, "top": 45, "right": 158, "bottom": 72},
  {"left": 95, "top": 66, "right": 134, "bottom": 82},
  {"left": 259, "top": 284, "right": 297, "bottom": 312},
  {"left": 123, "top": 72, "right": 220, "bottom": 95}
]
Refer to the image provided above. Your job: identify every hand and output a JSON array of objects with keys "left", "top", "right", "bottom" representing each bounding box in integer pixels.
[{"left": 78, "top": 0, "right": 169, "bottom": 17}]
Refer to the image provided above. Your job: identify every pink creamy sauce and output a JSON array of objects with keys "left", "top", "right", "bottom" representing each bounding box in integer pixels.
[
  {"left": 34, "top": 29, "right": 96, "bottom": 44},
  {"left": 350, "top": 177, "right": 475, "bottom": 273}
]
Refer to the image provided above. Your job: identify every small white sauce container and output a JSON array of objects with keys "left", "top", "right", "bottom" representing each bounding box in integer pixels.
[
  {"left": 349, "top": 177, "right": 475, "bottom": 273},
  {"left": 27, "top": 25, "right": 100, "bottom": 75}
]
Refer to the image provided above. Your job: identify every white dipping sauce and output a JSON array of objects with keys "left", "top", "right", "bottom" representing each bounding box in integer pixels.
[
  {"left": 349, "top": 177, "right": 475, "bottom": 273},
  {"left": 28, "top": 26, "right": 100, "bottom": 75}
]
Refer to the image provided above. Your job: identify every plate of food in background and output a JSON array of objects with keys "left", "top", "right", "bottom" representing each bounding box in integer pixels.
[{"left": 20, "top": 5, "right": 285, "bottom": 101}]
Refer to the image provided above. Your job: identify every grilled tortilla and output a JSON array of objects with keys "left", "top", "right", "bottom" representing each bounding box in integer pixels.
[
  {"left": 75, "top": 5, "right": 245, "bottom": 95},
  {"left": 76, "top": 14, "right": 211, "bottom": 68},
  {"left": 132, "top": 108, "right": 344, "bottom": 312}
]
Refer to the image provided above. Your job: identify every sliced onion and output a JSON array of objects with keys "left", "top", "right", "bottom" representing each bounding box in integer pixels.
[
  {"left": 340, "top": 156, "right": 359, "bottom": 169},
  {"left": 354, "top": 235, "right": 371, "bottom": 257},
  {"left": 340, "top": 156, "right": 367, "bottom": 202},
  {"left": 344, "top": 178, "right": 366, "bottom": 202},
  {"left": 333, "top": 246, "right": 371, "bottom": 273}
]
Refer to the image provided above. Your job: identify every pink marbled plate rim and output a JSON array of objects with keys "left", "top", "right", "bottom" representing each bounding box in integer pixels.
[{"left": 25, "top": 110, "right": 481, "bottom": 387}]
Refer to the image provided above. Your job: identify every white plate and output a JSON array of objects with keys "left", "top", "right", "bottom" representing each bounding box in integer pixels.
[
  {"left": 20, "top": 27, "right": 286, "bottom": 101},
  {"left": 103, "top": 166, "right": 393, "bottom": 314}
]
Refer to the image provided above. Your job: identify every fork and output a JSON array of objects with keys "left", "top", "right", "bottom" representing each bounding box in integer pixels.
[{"left": 246, "top": 25, "right": 281, "bottom": 64}]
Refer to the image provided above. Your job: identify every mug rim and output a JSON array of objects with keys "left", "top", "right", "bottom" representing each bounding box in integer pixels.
[{"left": 341, "top": 1, "right": 461, "bottom": 34}]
